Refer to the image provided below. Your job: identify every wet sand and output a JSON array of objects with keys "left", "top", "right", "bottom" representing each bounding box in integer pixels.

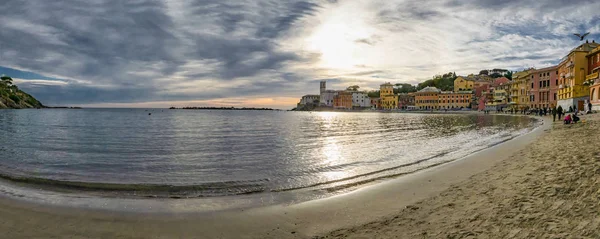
[{"left": 0, "top": 114, "right": 552, "bottom": 238}]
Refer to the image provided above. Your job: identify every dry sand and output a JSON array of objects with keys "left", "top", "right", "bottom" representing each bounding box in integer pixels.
[
  {"left": 319, "top": 113, "right": 600, "bottom": 239},
  {"left": 0, "top": 113, "right": 587, "bottom": 239}
]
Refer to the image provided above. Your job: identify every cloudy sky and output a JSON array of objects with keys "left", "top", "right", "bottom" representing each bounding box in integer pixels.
[{"left": 2, "top": 0, "right": 600, "bottom": 108}]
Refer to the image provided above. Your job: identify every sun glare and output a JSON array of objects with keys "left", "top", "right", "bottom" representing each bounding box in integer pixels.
[{"left": 306, "top": 7, "right": 374, "bottom": 70}]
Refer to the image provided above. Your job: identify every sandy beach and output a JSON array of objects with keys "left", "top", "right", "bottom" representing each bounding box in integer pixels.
[
  {"left": 1, "top": 113, "right": 594, "bottom": 238},
  {"left": 320, "top": 113, "right": 600, "bottom": 238}
]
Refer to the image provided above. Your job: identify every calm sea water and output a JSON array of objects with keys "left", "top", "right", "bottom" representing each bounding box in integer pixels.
[{"left": 0, "top": 109, "right": 537, "bottom": 199}]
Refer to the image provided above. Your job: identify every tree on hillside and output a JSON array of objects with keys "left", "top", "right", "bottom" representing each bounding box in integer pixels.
[
  {"left": 346, "top": 85, "right": 360, "bottom": 91},
  {"left": 394, "top": 83, "right": 417, "bottom": 94},
  {"left": 479, "top": 70, "right": 489, "bottom": 75},
  {"left": 490, "top": 72, "right": 502, "bottom": 78},
  {"left": 1, "top": 76, "right": 13, "bottom": 85},
  {"left": 505, "top": 71, "right": 513, "bottom": 80},
  {"left": 367, "top": 91, "right": 380, "bottom": 98}
]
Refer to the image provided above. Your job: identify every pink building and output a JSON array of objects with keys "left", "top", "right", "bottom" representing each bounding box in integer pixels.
[
  {"left": 475, "top": 84, "right": 490, "bottom": 111},
  {"left": 530, "top": 66, "right": 558, "bottom": 109}
]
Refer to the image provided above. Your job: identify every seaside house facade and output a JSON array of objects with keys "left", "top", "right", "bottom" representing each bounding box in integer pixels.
[
  {"left": 398, "top": 93, "right": 415, "bottom": 110},
  {"left": 380, "top": 83, "right": 398, "bottom": 109},
  {"left": 415, "top": 87, "right": 440, "bottom": 110},
  {"left": 333, "top": 91, "right": 353, "bottom": 109},
  {"left": 586, "top": 45, "right": 600, "bottom": 111},
  {"left": 510, "top": 70, "right": 533, "bottom": 110},
  {"left": 557, "top": 42, "right": 600, "bottom": 111},
  {"left": 439, "top": 91, "right": 472, "bottom": 109},
  {"left": 319, "top": 80, "right": 337, "bottom": 107},
  {"left": 530, "top": 66, "right": 558, "bottom": 109},
  {"left": 351, "top": 91, "right": 371, "bottom": 108}
]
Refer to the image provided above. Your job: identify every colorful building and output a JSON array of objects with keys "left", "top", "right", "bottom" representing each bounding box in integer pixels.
[
  {"left": 370, "top": 96, "right": 380, "bottom": 109},
  {"left": 398, "top": 93, "right": 415, "bottom": 110},
  {"left": 509, "top": 69, "right": 533, "bottom": 110},
  {"left": 557, "top": 42, "right": 600, "bottom": 111},
  {"left": 379, "top": 83, "right": 398, "bottom": 109},
  {"left": 454, "top": 77, "right": 474, "bottom": 92},
  {"left": 415, "top": 87, "right": 440, "bottom": 110},
  {"left": 333, "top": 91, "right": 352, "bottom": 109},
  {"left": 439, "top": 91, "right": 472, "bottom": 109},
  {"left": 530, "top": 66, "right": 558, "bottom": 109},
  {"left": 586, "top": 45, "right": 600, "bottom": 111}
]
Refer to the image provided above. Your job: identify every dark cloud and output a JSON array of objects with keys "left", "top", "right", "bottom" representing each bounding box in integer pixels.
[{"left": 0, "top": 0, "right": 322, "bottom": 105}]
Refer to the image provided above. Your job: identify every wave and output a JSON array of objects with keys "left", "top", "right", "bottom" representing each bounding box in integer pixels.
[{"left": 0, "top": 172, "right": 269, "bottom": 198}]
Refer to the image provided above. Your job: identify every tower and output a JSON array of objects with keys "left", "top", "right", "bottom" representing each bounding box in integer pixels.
[{"left": 320, "top": 80, "right": 326, "bottom": 94}]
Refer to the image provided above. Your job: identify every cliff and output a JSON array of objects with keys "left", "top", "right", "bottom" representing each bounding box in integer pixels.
[{"left": 0, "top": 76, "right": 44, "bottom": 109}]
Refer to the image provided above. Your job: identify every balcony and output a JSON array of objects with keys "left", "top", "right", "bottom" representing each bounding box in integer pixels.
[
  {"left": 567, "top": 61, "right": 574, "bottom": 68},
  {"left": 565, "top": 73, "right": 573, "bottom": 78},
  {"left": 586, "top": 72, "right": 599, "bottom": 81}
]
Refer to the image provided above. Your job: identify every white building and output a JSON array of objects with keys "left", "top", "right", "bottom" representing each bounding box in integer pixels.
[
  {"left": 352, "top": 91, "right": 371, "bottom": 108},
  {"left": 298, "top": 95, "right": 320, "bottom": 106},
  {"left": 320, "top": 80, "right": 337, "bottom": 107}
]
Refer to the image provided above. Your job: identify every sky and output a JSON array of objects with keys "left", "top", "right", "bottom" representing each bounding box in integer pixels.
[{"left": 2, "top": 0, "right": 600, "bottom": 109}]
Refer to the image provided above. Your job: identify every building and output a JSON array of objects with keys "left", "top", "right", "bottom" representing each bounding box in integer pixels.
[
  {"left": 297, "top": 95, "right": 320, "bottom": 108},
  {"left": 333, "top": 91, "right": 352, "bottom": 109},
  {"left": 530, "top": 66, "right": 558, "bottom": 109},
  {"left": 509, "top": 70, "right": 533, "bottom": 110},
  {"left": 557, "top": 42, "right": 600, "bottom": 111},
  {"left": 454, "top": 76, "right": 474, "bottom": 92},
  {"left": 586, "top": 45, "right": 600, "bottom": 111},
  {"left": 439, "top": 91, "right": 473, "bottom": 109},
  {"left": 415, "top": 87, "right": 441, "bottom": 110},
  {"left": 380, "top": 82, "right": 398, "bottom": 109},
  {"left": 398, "top": 93, "right": 415, "bottom": 110},
  {"left": 319, "top": 80, "right": 337, "bottom": 107},
  {"left": 370, "top": 96, "right": 380, "bottom": 109},
  {"left": 475, "top": 84, "right": 491, "bottom": 111},
  {"left": 351, "top": 91, "right": 371, "bottom": 108},
  {"left": 486, "top": 89, "right": 509, "bottom": 111}
]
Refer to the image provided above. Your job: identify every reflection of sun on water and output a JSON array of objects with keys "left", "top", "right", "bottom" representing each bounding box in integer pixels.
[{"left": 317, "top": 112, "right": 349, "bottom": 181}]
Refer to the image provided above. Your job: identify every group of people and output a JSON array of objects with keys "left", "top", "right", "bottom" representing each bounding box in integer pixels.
[{"left": 552, "top": 105, "right": 580, "bottom": 124}]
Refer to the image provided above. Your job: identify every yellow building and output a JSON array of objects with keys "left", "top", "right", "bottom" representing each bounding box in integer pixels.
[
  {"left": 586, "top": 45, "right": 600, "bottom": 111},
  {"left": 454, "top": 76, "right": 474, "bottom": 92},
  {"left": 509, "top": 70, "right": 533, "bottom": 110},
  {"left": 557, "top": 42, "right": 600, "bottom": 111},
  {"left": 415, "top": 86, "right": 440, "bottom": 110},
  {"left": 380, "top": 82, "right": 397, "bottom": 109}
]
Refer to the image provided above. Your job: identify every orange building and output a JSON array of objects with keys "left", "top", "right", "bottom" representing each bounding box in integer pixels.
[
  {"left": 438, "top": 91, "right": 472, "bottom": 109},
  {"left": 333, "top": 91, "right": 352, "bottom": 109},
  {"left": 415, "top": 87, "right": 441, "bottom": 110}
]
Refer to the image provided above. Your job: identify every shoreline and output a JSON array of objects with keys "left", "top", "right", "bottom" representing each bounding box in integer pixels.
[{"left": 0, "top": 115, "right": 548, "bottom": 238}]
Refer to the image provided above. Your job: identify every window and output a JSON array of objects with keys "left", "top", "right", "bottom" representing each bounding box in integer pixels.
[{"left": 531, "top": 83, "right": 534, "bottom": 88}]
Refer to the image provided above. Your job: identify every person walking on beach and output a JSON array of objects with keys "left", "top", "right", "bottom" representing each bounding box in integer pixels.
[
  {"left": 589, "top": 102, "right": 593, "bottom": 113},
  {"left": 557, "top": 105, "right": 563, "bottom": 120},
  {"left": 552, "top": 107, "right": 557, "bottom": 122}
]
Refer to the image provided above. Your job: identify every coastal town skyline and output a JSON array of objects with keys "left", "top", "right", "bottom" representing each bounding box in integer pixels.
[{"left": 2, "top": 0, "right": 600, "bottom": 109}]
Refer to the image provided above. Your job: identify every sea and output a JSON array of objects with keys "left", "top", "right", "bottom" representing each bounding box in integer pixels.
[{"left": 0, "top": 109, "right": 539, "bottom": 210}]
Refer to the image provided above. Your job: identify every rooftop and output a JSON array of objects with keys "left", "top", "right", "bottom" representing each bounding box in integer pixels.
[{"left": 417, "top": 86, "right": 441, "bottom": 93}]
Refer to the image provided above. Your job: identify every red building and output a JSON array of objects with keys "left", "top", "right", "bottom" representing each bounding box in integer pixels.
[{"left": 530, "top": 66, "right": 558, "bottom": 109}]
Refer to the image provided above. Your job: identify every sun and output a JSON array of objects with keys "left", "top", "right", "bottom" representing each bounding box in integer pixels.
[{"left": 305, "top": 5, "right": 374, "bottom": 70}]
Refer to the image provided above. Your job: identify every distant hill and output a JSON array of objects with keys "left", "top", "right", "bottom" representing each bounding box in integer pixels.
[{"left": 0, "top": 76, "right": 44, "bottom": 109}]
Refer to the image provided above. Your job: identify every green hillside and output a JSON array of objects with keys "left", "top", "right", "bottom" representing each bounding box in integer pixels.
[{"left": 0, "top": 76, "right": 44, "bottom": 109}]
